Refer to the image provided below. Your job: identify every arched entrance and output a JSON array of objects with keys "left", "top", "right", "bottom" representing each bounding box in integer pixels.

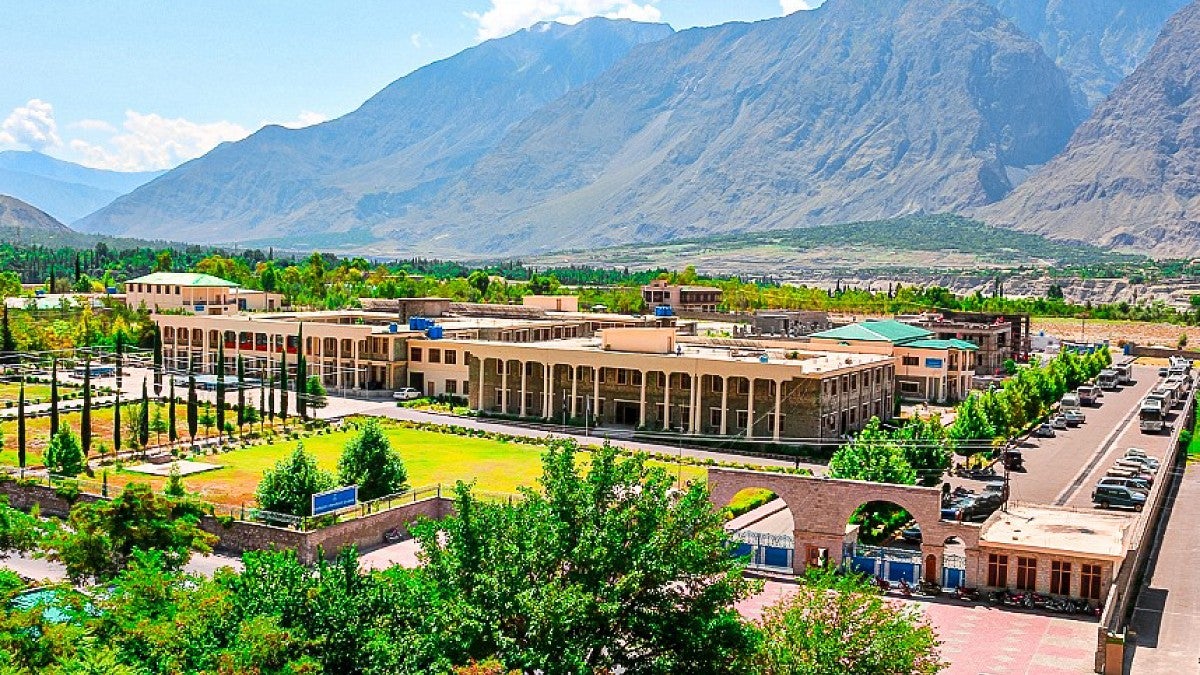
[
  {"left": 941, "top": 536, "right": 968, "bottom": 588},
  {"left": 722, "top": 487, "right": 795, "bottom": 573},
  {"left": 843, "top": 500, "right": 925, "bottom": 584}
]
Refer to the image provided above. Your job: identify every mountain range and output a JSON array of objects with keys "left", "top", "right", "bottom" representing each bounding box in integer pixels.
[
  {"left": 0, "top": 151, "right": 162, "bottom": 225},
  {"left": 69, "top": 0, "right": 1200, "bottom": 258},
  {"left": 980, "top": 1, "right": 1200, "bottom": 257}
]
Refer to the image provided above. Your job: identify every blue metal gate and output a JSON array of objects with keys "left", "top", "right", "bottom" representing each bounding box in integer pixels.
[
  {"left": 844, "top": 544, "right": 922, "bottom": 583},
  {"left": 942, "top": 553, "right": 966, "bottom": 589},
  {"left": 730, "top": 531, "right": 794, "bottom": 572}
]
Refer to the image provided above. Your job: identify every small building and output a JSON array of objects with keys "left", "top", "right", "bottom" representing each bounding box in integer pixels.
[
  {"left": 903, "top": 313, "right": 1019, "bottom": 376},
  {"left": 230, "top": 288, "right": 286, "bottom": 312},
  {"left": 522, "top": 295, "right": 579, "bottom": 312},
  {"left": 124, "top": 272, "right": 240, "bottom": 315},
  {"left": 809, "top": 319, "right": 978, "bottom": 403},
  {"left": 747, "top": 311, "right": 832, "bottom": 338},
  {"left": 975, "top": 504, "right": 1134, "bottom": 605},
  {"left": 641, "top": 279, "right": 722, "bottom": 313}
]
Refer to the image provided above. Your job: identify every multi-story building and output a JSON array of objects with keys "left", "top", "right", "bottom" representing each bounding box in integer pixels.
[
  {"left": 460, "top": 327, "right": 894, "bottom": 441},
  {"left": 641, "top": 279, "right": 723, "bottom": 313},
  {"left": 808, "top": 319, "right": 977, "bottom": 403},
  {"left": 901, "top": 313, "right": 1016, "bottom": 376},
  {"left": 124, "top": 273, "right": 241, "bottom": 315}
]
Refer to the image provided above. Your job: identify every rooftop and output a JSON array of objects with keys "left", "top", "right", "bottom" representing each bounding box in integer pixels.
[
  {"left": 905, "top": 338, "right": 979, "bottom": 351},
  {"left": 979, "top": 503, "right": 1134, "bottom": 560},
  {"left": 126, "top": 272, "right": 240, "bottom": 288},
  {"left": 810, "top": 319, "right": 933, "bottom": 344}
]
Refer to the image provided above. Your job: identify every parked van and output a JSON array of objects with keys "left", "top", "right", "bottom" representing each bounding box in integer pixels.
[
  {"left": 1060, "top": 393, "right": 1081, "bottom": 411},
  {"left": 1077, "top": 385, "right": 1100, "bottom": 406},
  {"left": 1097, "top": 477, "right": 1151, "bottom": 494},
  {"left": 1092, "top": 485, "right": 1146, "bottom": 511}
]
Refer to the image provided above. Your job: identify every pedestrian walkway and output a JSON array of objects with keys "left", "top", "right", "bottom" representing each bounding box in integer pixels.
[{"left": 1128, "top": 461, "right": 1200, "bottom": 672}]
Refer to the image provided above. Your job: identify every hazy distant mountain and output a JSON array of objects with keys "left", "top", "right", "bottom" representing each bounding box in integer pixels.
[
  {"left": 980, "top": 1, "right": 1200, "bottom": 257},
  {"left": 394, "top": 0, "right": 1078, "bottom": 255},
  {"left": 0, "top": 193, "right": 77, "bottom": 245},
  {"left": 984, "top": 0, "right": 1189, "bottom": 109},
  {"left": 0, "top": 151, "right": 162, "bottom": 224},
  {"left": 76, "top": 18, "right": 675, "bottom": 243}
]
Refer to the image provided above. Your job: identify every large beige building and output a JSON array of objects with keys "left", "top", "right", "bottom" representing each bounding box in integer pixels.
[
  {"left": 460, "top": 327, "right": 894, "bottom": 441},
  {"left": 125, "top": 273, "right": 241, "bottom": 315}
]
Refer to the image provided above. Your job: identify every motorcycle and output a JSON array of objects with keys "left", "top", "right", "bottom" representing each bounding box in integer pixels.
[
  {"left": 917, "top": 579, "right": 942, "bottom": 596},
  {"left": 1001, "top": 590, "right": 1027, "bottom": 607},
  {"left": 382, "top": 527, "right": 403, "bottom": 543},
  {"left": 875, "top": 576, "right": 891, "bottom": 593},
  {"left": 956, "top": 586, "right": 980, "bottom": 602},
  {"left": 896, "top": 579, "right": 913, "bottom": 597},
  {"left": 1026, "top": 592, "right": 1052, "bottom": 609}
]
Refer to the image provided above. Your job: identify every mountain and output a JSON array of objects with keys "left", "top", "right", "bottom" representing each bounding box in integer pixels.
[
  {"left": 0, "top": 151, "right": 162, "bottom": 224},
  {"left": 979, "top": 1, "right": 1200, "bottom": 257},
  {"left": 385, "top": 0, "right": 1079, "bottom": 256},
  {"left": 984, "top": 0, "right": 1190, "bottom": 109},
  {"left": 0, "top": 194, "right": 77, "bottom": 244},
  {"left": 75, "top": 18, "right": 675, "bottom": 243}
]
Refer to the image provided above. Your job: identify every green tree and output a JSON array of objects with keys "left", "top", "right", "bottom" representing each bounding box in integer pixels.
[
  {"left": 17, "top": 381, "right": 26, "bottom": 477},
  {"left": 153, "top": 250, "right": 172, "bottom": 272},
  {"left": 0, "top": 496, "right": 46, "bottom": 558},
  {"left": 467, "top": 269, "right": 491, "bottom": 298},
  {"left": 150, "top": 404, "right": 168, "bottom": 448},
  {"left": 337, "top": 419, "right": 408, "bottom": 500},
  {"left": 295, "top": 324, "right": 307, "bottom": 421},
  {"left": 48, "top": 482, "right": 215, "bottom": 583},
  {"left": 1002, "top": 358, "right": 1017, "bottom": 375},
  {"left": 0, "top": 304, "right": 15, "bottom": 356},
  {"left": 278, "top": 348, "right": 289, "bottom": 427},
  {"left": 198, "top": 405, "right": 215, "bottom": 439},
  {"left": 216, "top": 340, "right": 226, "bottom": 438},
  {"left": 752, "top": 568, "right": 944, "bottom": 674},
  {"left": 188, "top": 368, "right": 199, "bottom": 443},
  {"left": 165, "top": 462, "right": 186, "bottom": 498},
  {"left": 829, "top": 418, "right": 917, "bottom": 485},
  {"left": 409, "top": 439, "right": 757, "bottom": 673},
  {"left": 255, "top": 442, "right": 335, "bottom": 516},
  {"left": 138, "top": 379, "right": 150, "bottom": 450},
  {"left": 945, "top": 392, "right": 996, "bottom": 455},
  {"left": 49, "top": 357, "right": 59, "bottom": 437},
  {"left": 168, "top": 376, "right": 177, "bottom": 444},
  {"left": 44, "top": 425, "right": 85, "bottom": 477},
  {"left": 236, "top": 355, "right": 246, "bottom": 429},
  {"left": 894, "top": 416, "right": 950, "bottom": 487},
  {"left": 305, "top": 375, "right": 327, "bottom": 413},
  {"left": 81, "top": 353, "right": 92, "bottom": 458}
]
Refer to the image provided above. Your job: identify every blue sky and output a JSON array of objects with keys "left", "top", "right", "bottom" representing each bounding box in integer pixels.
[{"left": 0, "top": 0, "right": 821, "bottom": 172}]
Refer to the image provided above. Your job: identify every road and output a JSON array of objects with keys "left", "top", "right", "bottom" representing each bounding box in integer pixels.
[{"left": 1127, "top": 459, "right": 1200, "bottom": 672}]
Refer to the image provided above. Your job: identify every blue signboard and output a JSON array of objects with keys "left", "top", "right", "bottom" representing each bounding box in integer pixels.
[
  {"left": 924, "top": 358, "right": 944, "bottom": 369},
  {"left": 312, "top": 485, "right": 358, "bottom": 516}
]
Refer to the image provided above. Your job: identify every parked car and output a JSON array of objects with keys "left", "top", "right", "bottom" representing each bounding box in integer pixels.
[
  {"left": 1062, "top": 410, "right": 1086, "bottom": 425},
  {"left": 392, "top": 387, "right": 422, "bottom": 401},
  {"left": 1106, "top": 467, "right": 1154, "bottom": 487},
  {"left": 1034, "top": 423, "right": 1056, "bottom": 438},
  {"left": 1115, "top": 457, "right": 1158, "bottom": 474},
  {"left": 1124, "top": 448, "right": 1160, "bottom": 470},
  {"left": 901, "top": 524, "right": 922, "bottom": 543},
  {"left": 1096, "top": 477, "right": 1151, "bottom": 494},
  {"left": 1158, "top": 367, "right": 1169, "bottom": 377},
  {"left": 1050, "top": 415, "right": 1068, "bottom": 430},
  {"left": 1092, "top": 485, "right": 1146, "bottom": 512}
]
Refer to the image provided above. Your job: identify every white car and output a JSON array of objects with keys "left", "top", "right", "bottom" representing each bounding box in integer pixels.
[{"left": 393, "top": 387, "right": 422, "bottom": 400}]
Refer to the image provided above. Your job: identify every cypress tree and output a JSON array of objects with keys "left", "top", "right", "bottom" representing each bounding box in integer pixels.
[
  {"left": 216, "top": 340, "right": 226, "bottom": 438},
  {"left": 187, "top": 370, "right": 198, "bottom": 443},
  {"left": 138, "top": 379, "right": 150, "bottom": 449},
  {"left": 279, "top": 347, "right": 289, "bottom": 427},
  {"left": 237, "top": 356, "right": 246, "bottom": 429},
  {"left": 295, "top": 325, "right": 307, "bottom": 421},
  {"left": 267, "top": 366, "right": 275, "bottom": 422},
  {"left": 81, "top": 353, "right": 91, "bottom": 458},
  {"left": 168, "top": 377, "right": 177, "bottom": 444},
  {"left": 17, "top": 381, "right": 25, "bottom": 478},
  {"left": 49, "top": 357, "right": 59, "bottom": 436},
  {"left": 152, "top": 322, "right": 163, "bottom": 395},
  {"left": 0, "top": 305, "right": 14, "bottom": 359},
  {"left": 259, "top": 375, "right": 266, "bottom": 431},
  {"left": 114, "top": 334, "right": 123, "bottom": 452}
]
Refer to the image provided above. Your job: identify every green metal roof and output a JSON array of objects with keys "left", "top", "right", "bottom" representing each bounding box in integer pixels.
[
  {"left": 810, "top": 319, "right": 932, "bottom": 344},
  {"left": 125, "top": 272, "right": 239, "bottom": 288},
  {"left": 905, "top": 338, "right": 979, "bottom": 351}
]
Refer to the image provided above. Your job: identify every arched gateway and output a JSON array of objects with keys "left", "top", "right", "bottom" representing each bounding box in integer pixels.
[{"left": 709, "top": 467, "right": 981, "bottom": 584}]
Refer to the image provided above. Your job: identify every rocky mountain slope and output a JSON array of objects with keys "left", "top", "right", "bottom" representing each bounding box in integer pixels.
[
  {"left": 0, "top": 194, "right": 77, "bottom": 243},
  {"left": 75, "top": 19, "right": 674, "bottom": 243},
  {"left": 0, "top": 151, "right": 161, "bottom": 224},
  {"left": 980, "top": 1, "right": 1200, "bottom": 257},
  {"left": 984, "top": 0, "right": 1189, "bottom": 109},
  {"left": 397, "top": 0, "right": 1079, "bottom": 256}
]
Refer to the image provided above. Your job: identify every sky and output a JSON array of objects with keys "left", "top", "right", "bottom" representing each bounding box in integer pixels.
[{"left": 0, "top": 0, "right": 823, "bottom": 173}]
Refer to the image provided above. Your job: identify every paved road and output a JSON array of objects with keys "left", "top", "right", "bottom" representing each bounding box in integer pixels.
[
  {"left": 1128, "top": 460, "right": 1200, "bottom": 672},
  {"left": 1006, "top": 365, "right": 1160, "bottom": 506}
]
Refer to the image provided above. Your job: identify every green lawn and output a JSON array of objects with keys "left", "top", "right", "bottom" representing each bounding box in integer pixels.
[
  {"left": 0, "top": 383, "right": 69, "bottom": 405},
  {"left": 109, "top": 423, "right": 708, "bottom": 507}
]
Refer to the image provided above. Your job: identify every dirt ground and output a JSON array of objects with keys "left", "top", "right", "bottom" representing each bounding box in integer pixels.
[{"left": 1031, "top": 317, "right": 1200, "bottom": 351}]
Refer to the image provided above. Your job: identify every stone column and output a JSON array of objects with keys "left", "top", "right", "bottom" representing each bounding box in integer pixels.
[
  {"left": 519, "top": 361, "right": 527, "bottom": 418},
  {"left": 689, "top": 373, "right": 700, "bottom": 433},
  {"left": 639, "top": 370, "right": 647, "bottom": 428},
  {"left": 500, "top": 360, "right": 509, "bottom": 413},
  {"left": 592, "top": 366, "right": 600, "bottom": 423},
  {"left": 570, "top": 365, "right": 578, "bottom": 417},
  {"left": 544, "top": 363, "right": 553, "bottom": 420},
  {"left": 663, "top": 372, "right": 671, "bottom": 430},
  {"left": 720, "top": 375, "right": 729, "bottom": 435},
  {"left": 747, "top": 378, "right": 755, "bottom": 439},
  {"left": 774, "top": 379, "right": 783, "bottom": 441}
]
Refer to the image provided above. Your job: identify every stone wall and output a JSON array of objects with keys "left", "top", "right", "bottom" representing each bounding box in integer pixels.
[{"left": 0, "top": 481, "right": 102, "bottom": 516}]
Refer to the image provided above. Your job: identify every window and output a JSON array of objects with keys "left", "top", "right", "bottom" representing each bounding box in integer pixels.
[
  {"left": 1050, "top": 561, "right": 1072, "bottom": 596},
  {"left": 1080, "top": 564, "right": 1101, "bottom": 600},
  {"left": 900, "top": 381, "right": 920, "bottom": 394},
  {"left": 175, "top": 285, "right": 181, "bottom": 295},
  {"left": 680, "top": 373, "right": 691, "bottom": 388},
  {"left": 444, "top": 350, "right": 457, "bottom": 365},
  {"left": 738, "top": 378, "right": 749, "bottom": 395},
  {"left": 1016, "top": 557, "right": 1037, "bottom": 591},
  {"left": 462, "top": 381, "right": 469, "bottom": 395},
  {"left": 631, "top": 370, "right": 642, "bottom": 386},
  {"left": 830, "top": 378, "right": 837, "bottom": 396},
  {"left": 736, "top": 411, "right": 748, "bottom": 428},
  {"left": 987, "top": 554, "right": 1009, "bottom": 588},
  {"left": 495, "top": 360, "right": 504, "bottom": 376},
  {"left": 850, "top": 374, "right": 857, "bottom": 389},
  {"left": 598, "top": 368, "right": 606, "bottom": 383},
  {"left": 711, "top": 377, "right": 723, "bottom": 393},
  {"left": 710, "top": 408, "right": 722, "bottom": 428},
  {"left": 429, "top": 349, "right": 441, "bottom": 364},
  {"left": 445, "top": 380, "right": 457, "bottom": 395},
  {"left": 902, "top": 356, "right": 920, "bottom": 366},
  {"left": 411, "top": 347, "right": 423, "bottom": 362},
  {"left": 617, "top": 369, "right": 628, "bottom": 385},
  {"left": 493, "top": 388, "right": 503, "bottom": 407}
]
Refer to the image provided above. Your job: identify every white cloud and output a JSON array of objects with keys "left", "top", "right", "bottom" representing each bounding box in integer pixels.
[
  {"left": 69, "top": 118, "right": 118, "bottom": 133},
  {"left": 272, "top": 110, "right": 328, "bottom": 129},
  {"left": 780, "top": 0, "right": 821, "bottom": 13},
  {"left": 410, "top": 32, "right": 424, "bottom": 48},
  {"left": 69, "top": 111, "right": 251, "bottom": 171},
  {"left": 0, "top": 99, "right": 62, "bottom": 150},
  {"left": 467, "top": 0, "right": 662, "bottom": 41}
]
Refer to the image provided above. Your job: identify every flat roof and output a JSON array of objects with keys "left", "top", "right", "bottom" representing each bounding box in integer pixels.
[
  {"left": 447, "top": 336, "right": 892, "bottom": 374},
  {"left": 126, "top": 272, "right": 239, "bottom": 288},
  {"left": 979, "top": 503, "right": 1134, "bottom": 560},
  {"left": 811, "top": 319, "right": 933, "bottom": 343}
]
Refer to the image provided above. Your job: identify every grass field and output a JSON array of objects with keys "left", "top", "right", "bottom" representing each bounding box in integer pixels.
[
  {"left": 104, "top": 423, "right": 708, "bottom": 507},
  {"left": 0, "top": 383, "right": 77, "bottom": 405},
  {"left": 0, "top": 402, "right": 199, "bottom": 467}
]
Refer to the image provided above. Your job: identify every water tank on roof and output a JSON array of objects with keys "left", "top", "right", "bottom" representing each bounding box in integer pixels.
[
  {"left": 654, "top": 305, "right": 674, "bottom": 317},
  {"left": 426, "top": 326, "right": 444, "bottom": 339},
  {"left": 388, "top": 323, "right": 398, "bottom": 333},
  {"left": 34, "top": 290, "right": 45, "bottom": 297}
]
